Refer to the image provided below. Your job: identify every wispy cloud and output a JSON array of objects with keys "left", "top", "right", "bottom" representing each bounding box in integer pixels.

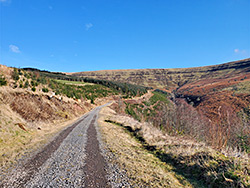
[
  {"left": 234, "top": 49, "right": 239, "bottom": 53},
  {"left": 0, "top": 0, "right": 11, "bottom": 4},
  {"left": 234, "top": 48, "right": 247, "bottom": 54},
  {"left": 234, "top": 48, "right": 250, "bottom": 58},
  {"left": 9, "top": 45, "right": 21, "bottom": 53},
  {"left": 85, "top": 23, "right": 93, "bottom": 31}
]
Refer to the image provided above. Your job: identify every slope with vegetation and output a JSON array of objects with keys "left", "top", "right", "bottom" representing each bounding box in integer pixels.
[
  {"left": 73, "top": 58, "right": 250, "bottom": 187},
  {"left": 1, "top": 58, "right": 250, "bottom": 187},
  {"left": 101, "top": 90, "right": 249, "bottom": 187},
  {"left": 69, "top": 58, "right": 250, "bottom": 90},
  {"left": 0, "top": 65, "right": 127, "bottom": 170},
  {"left": 69, "top": 59, "right": 250, "bottom": 153}
]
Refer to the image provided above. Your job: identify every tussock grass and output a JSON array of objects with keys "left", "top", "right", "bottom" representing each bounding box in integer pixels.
[{"left": 99, "top": 106, "right": 197, "bottom": 187}]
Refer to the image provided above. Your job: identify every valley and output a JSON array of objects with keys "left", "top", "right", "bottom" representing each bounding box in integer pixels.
[{"left": 0, "top": 58, "right": 249, "bottom": 187}]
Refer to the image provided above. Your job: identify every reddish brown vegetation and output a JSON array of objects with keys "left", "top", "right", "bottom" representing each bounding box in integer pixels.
[
  {"left": 176, "top": 72, "right": 250, "bottom": 150},
  {"left": 16, "top": 123, "right": 27, "bottom": 131}
]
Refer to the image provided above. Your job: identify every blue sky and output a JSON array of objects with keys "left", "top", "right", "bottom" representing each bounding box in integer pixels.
[{"left": 0, "top": 0, "right": 249, "bottom": 72}]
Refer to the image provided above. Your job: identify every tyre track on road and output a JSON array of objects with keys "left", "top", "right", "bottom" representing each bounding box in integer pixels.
[{"left": 84, "top": 114, "right": 110, "bottom": 188}]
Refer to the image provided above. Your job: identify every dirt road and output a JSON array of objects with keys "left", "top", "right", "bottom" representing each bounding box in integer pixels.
[{"left": 0, "top": 104, "right": 119, "bottom": 187}]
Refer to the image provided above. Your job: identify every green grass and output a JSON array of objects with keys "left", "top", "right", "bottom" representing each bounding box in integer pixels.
[
  {"left": 49, "top": 79, "right": 119, "bottom": 101},
  {"left": 149, "top": 91, "right": 170, "bottom": 105},
  {"left": 53, "top": 79, "right": 92, "bottom": 86},
  {"left": 232, "top": 80, "right": 250, "bottom": 94}
]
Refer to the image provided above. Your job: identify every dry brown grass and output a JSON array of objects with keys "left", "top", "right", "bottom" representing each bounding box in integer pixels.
[
  {"left": 0, "top": 100, "right": 83, "bottom": 170},
  {"left": 0, "top": 65, "right": 116, "bottom": 171},
  {"left": 99, "top": 104, "right": 250, "bottom": 187},
  {"left": 98, "top": 106, "right": 195, "bottom": 188},
  {"left": 70, "top": 58, "right": 250, "bottom": 90}
]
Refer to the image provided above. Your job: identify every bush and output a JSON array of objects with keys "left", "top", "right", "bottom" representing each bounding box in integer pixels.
[
  {"left": 12, "top": 68, "right": 19, "bottom": 81},
  {"left": 32, "top": 87, "right": 36, "bottom": 92},
  {"left": 24, "top": 81, "right": 29, "bottom": 88},
  {"left": 18, "top": 69, "right": 23, "bottom": 75},
  {"left": 24, "top": 72, "right": 30, "bottom": 79},
  {"left": 31, "top": 80, "right": 38, "bottom": 87},
  {"left": 90, "top": 98, "right": 94, "bottom": 104},
  {"left": 125, "top": 104, "right": 141, "bottom": 121},
  {"left": 42, "top": 88, "right": 49, "bottom": 92},
  {"left": 0, "top": 75, "right": 7, "bottom": 86}
]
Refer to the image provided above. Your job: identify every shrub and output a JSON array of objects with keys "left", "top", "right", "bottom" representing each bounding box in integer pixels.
[
  {"left": 90, "top": 98, "right": 94, "bottom": 104},
  {"left": 0, "top": 75, "right": 7, "bottom": 86},
  {"left": 24, "top": 72, "right": 30, "bottom": 79},
  {"left": 12, "top": 68, "right": 19, "bottom": 81},
  {"left": 42, "top": 88, "right": 49, "bottom": 92},
  {"left": 31, "top": 80, "right": 38, "bottom": 87},
  {"left": 238, "top": 134, "right": 250, "bottom": 153},
  {"left": 24, "top": 81, "right": 29, "bottom": 88},
  {"left": 18, "top": 69, "right": 23, "bottom": 75},
  {"left": 32, "top": 87, "right": 36, "bottom": 92},
  {"left": 125, "top": 104, "right": 141, "bottom": 121}
]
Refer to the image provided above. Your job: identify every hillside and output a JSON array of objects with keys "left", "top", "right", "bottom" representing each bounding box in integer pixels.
[
  {"left": 0, "top": 65, "right": 120, "bottom": 169},
  {"left": 70, "top": 58, "right": 250, "bottom": 141},
  {"left": 1, "top": 60, "right": 250, "bottom": 187},
  {"left": 69, "top": 58, "right": 250, "bottom": 90}
]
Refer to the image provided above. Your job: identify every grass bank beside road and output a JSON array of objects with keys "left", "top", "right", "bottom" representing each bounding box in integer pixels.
[
  {"left": 98, "top": 105, "right": 196, "bottom": 188},
  {"left": 98, "top": 104, "right": 250, "bottom": 188}
]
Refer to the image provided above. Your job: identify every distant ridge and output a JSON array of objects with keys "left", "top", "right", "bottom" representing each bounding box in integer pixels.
[{"left": 69, "top": 58, "right": 250, "bottom": 90}]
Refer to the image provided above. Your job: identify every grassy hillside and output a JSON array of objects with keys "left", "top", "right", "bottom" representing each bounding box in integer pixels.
[
  {"left": 69, "top": 58, "right": 250, "bottom": 90},
  {"left": 24, "top": 68, "right": 149, "bottom": 99},
  {"left": 0, "top": 65, "right": 122, "bottom": 169},
  {"left": 85, "top": 58, "right": 250, "bottom": 187},
  {"left": 68, "top": 59, "right": 250, "bottom": 141}
]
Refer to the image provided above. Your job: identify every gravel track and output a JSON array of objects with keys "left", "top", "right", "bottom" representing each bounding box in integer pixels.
[
  {"left": 83, "top": 115, "right": 110, "bottom": 188},
  {"left": 0, "top": 104, "right": 130, "bottom": 188}
]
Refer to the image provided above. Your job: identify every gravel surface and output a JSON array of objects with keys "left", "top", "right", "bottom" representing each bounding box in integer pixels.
[
  {"left": 95, "top": 113, "right": 133, "bottom": 188},
  {"left": 0, "top": 104, "right": 132, "bottom": 188}
]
